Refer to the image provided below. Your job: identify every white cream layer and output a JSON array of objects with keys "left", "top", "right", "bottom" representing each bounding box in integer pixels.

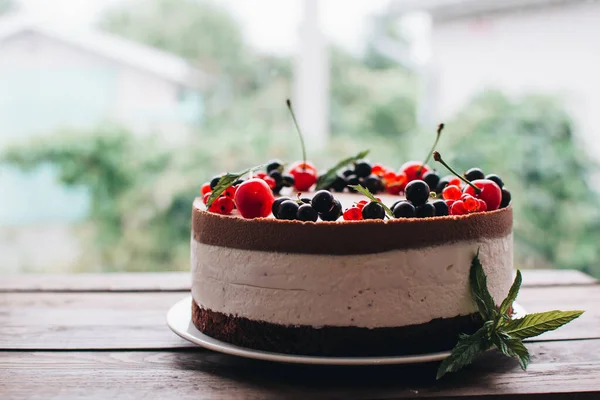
[{"left": 191, "top": 234, "right": 513, "bottom": 328}]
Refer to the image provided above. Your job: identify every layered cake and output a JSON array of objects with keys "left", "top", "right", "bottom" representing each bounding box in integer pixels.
[{"left": 191, "top": 153, "right": 514, "bottom": 356}]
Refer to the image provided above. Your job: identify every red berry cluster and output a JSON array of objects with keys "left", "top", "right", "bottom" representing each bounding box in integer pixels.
[
  {"left": 201, "top": 177, "right": 275, "bottom": 219},
  {"left": 288, "top": 161, "right": 318, "bottom": 192},
  {"left": 343, "top": 200, "right": 368, "bottom": 221},
  {"left": 201, "top": 183, "right": 236, "bottom": 215}
]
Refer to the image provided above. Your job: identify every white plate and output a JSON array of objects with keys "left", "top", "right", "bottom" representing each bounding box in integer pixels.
[{"left": 167, "top": 296, "right": 526, "bottom": 366}]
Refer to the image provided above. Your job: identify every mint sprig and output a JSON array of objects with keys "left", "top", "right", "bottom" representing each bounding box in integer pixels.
[
  {"left": 348, "top": 184, "right": 393, "bottom": 218},
  {"left": 436, "top": 252, "right": 584, "bottom": 379},
  {"left": 206, "top": 164, "right": 267, "bottom": 207},
  {"left": 315, "top": 150, "right": 370, "bottom": 190}
]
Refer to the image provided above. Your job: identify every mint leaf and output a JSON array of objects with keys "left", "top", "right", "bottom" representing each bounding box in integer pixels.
[
  {"left": 492, "top": 331, "right": 530, "bottom": 370},
  {"left": 436, "top": 323, "right": 493, "bottom": 380},
  {"left": 500, "top": 310, "right": 584, "bottom": 340},
  {"left": 315, "top": 150, "right": 370, "bottom": 190},
  {"left": 348, "top": 184, "right": 393, "bottom": 218},
  {"left": 469, "top": 249, "right": 497, "bottom": 321},
  {"left": 499, "top": 270, "right": 522, "bottom": 318},
  {"left": 206, "top": 164, "right": 267, "bottom": 207}
]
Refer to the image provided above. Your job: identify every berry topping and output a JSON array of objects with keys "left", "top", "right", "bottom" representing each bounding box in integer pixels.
[
  {"left": 405, "top": 180, "right": 430, "bottom": 207},
  {"left": 345, "top": 174, "right": 360, "bottom": 191},
  {"left": 342, "top": 168, "right": 354, "bottom": 177},
  {"left": 436, "top": 176, "right": 452, "bottom": 194},
  {"left": 416, "top": 202, "right": 436, "bottom": 218},
  {"left": 401, "top": 161, "right": 430, "bottom": 183},
  {"left": 290, "top": 168, "right": 317, "bottom": 191},
  {"left": 442, "top": 185, "right": 462, "bottom": 201},
  {"left": 500, "top": 188, "right": 512, "bottom": 208},
  {"left": 202, "top": 192, "right": 211, "bottom": 205},
  {"left": 450, "top": 200, "right": 467, "bottom": 215},
  {"left": 266, "top": 160, "right": 283, "bottom": 174},
  {"left": 210, "top": 175, "right": 222, "bottom": 190},
  {"left": 354, "top": 160, "right": 372, "bottom": 178},
  {"left": 300, "top": 197, "right": 311, "bottom": 204},
  {"left": 343, "top": 206, "right": 363, "bottom": 221},
  {"left": 282, "top": 174, "right": 295, "bottom": 188},
  {"left": 463, "top": 195, "right": 480, "bottom": 213},
  {"left": 311, "top": 190, "right": 334, "bottom": 213},
  {"left": 268, "top": 170, "right": 283, "bottom": 185},
  {"left": 356, "top": 200, "right": 368, "bottom": 210},
  {"left": 262, "top": 176, "right": 277, "bottom": 190},
  {"left": 297, "top": 204, "right": 318, "bottom": 222},
  {"left": 465, "top": 168, "right": 485, "bottom": 181},
  {"left": 255, "top": 171, "right": 267, "bottom": 180},
  {"left": 448, "top": 177, "right": 462, "bottom": 188},
  {"left": 319, "top": 199, "right": 342, "bottom": 221},
  {"left": 463, "top": 179, "right": 502, "bottom": 211},
  {"left": 384, "top": 172, "right": 407, "bottom": 195},
  {"left": 201, "top": 183, "right": 211, "bottom": 196},
  {"left": 330, "top": 175, "right": 347, "bottom": 192},
  {"left": 271, "top": 197, "right": 292, "bottom": 218},
  {"left": 477, "top": 198, "right": 488, "bottom": 212},
  {"left": 362, "top": 201, "right": 385, "bottom": 220},
  {"left": 209, "top": 196, "right": 235, "bottom": 215},
  {"left": 234, "top": 178, "right": 275, "bottom": 219},
  {"left": 371, "top": 163, "right": 385, "bottom": 176},
  {"left": 423, "top": 171, "right": 440, "bottom": 191},
  {"left": 486, "top": 174, "right": 504, "bottom": 188},
  {"left": 223, "top": 186, "right": 236, "bottom": 199},
  {"left": 363, "top": 174, "right": 383, "bottom": 194},
  {"left": 392, "top": 201, "right": 416, "bottom": 218},
  {"left": 432, "top": 199, "right": 449, "bottom": 216},
  {"left": 277, "top": 200, "right": 299, "bottom": 220}
]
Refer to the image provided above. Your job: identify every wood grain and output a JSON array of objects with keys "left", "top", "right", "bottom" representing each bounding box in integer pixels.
[
  {"left": 1, "top": 339, "right": 600, "bottom": 399},
  {"left": 0, "top": 269, "right": 595, "bottom": 293}
]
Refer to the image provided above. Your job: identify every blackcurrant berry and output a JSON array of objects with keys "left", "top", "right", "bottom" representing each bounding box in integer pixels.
[
  {"left": 282, "top": 174, "right": 295, "bottom": 188},
  {"left": 272, "top": 185, "right": 282, "bottom": 195},
  {"left": 272, "top": 197, "right": 292, "bottom": 218},
  {"left": 233, "top": 178, "right": 245, "bottom": 186},
  {"left": 362, "top": 201, "right": 385, "bottom": 220},
  {"left": 330, "top": 175, "right": 347, "bottom": 192},
  {"left": 362, "top": 175, "right": 382, "bottom": 194},
  {"left": 341, "top": 168, "right": 354, "bottom": 177},
  {"left": 392, "top": 201, "right": 416, "bottom": 218},
  {"left": 311, "top": 190, "right": 334, "bottom": 213},
  {"left": 431, "top": 199, "right": 449, "bottom": 216},
  {"left": 268, "top": 170, "right": 283, "bottom": 185},
  {"left": 354, "top": 160, "right": 372, "bottom": 178},
  {"left": 300, "top": 197, "right": 311, "bottom": 204},
  {"left": 423, "top": 171, "right": 440, "bottom": 191},
  {"left": 319, "top": 199, "right": 342, "bottom": 221},
  {"left": 405, "top": 180, "right": 430, "bottom": 207},
  {"left": 436, "top": 176, "right": 452, "bottom": 194},
  {"left": 500, "top": 187, "right": 511, "bottom": 208},
  {"left": 416, "top": 202, "right": 436, "bottom": 218},
  {"left": 277, "top": 200, "right": 299, "bottom": 220},
  {"left": 486, "top": 174, "right": 504, "bottom": 188},
  {"left": 465, "top": 168, "right": 485, "bottom": 181},
  {"left": 297, "top": 204, "right": 318, "bottom": 222},
  {"left": 345, "top": 174, "right": 360, "bottom": 192},
  {"left": 266, "top": 160, "right": 283, "bottom": 174},
  {"left": 210, "top": 175, "right": 222, "bottom": 190}
]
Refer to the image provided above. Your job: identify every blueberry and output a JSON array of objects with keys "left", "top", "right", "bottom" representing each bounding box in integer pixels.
[
  {"left": 277, "top": 200, "right": 299, "bottom": 220},
  {"left": 465, "top": 168, "right": 485, "bottom": 181},
  {"left": 416, "top": 202, "right": 436, "bottom": 218},
  {"left": 436, "top": 176, "right": 452, "bottom": 194},
  {"left": 345, "top": 174, "right": 360, "bottom": 192},
  {"left": 282, "top": 174, "right": 295, "bottom": 188},
  {"left": 405, "top": 180, "right": 430, "bottom": 207},
  {"left": 362, "top": 174, "right": 382, "bottom": 194},
  {"left": 319, "top": 199, "right": 342, "bottom": 221},
  {"left": 210, "top": 175, "right": 222, "bottom": 190},
  {"left": 423, "top": 171, "right": 440, "bottom": 191},
  {"left": 266, "top": 160, "right": 283, "bottom": 174},
  {"left": 330, "top": 175, "right": 346, "bottom": 192},
  {"left": 362, "top": 201, "right": 385, "bottom": 220},
  {"left": 431, "top": 199, "right": 449, "bottom": 216},
  {"left": 268, "top": 170, "right": 283, "bottom": 185},
  {"left": 272, "top": 197, "right": 292, "bottom": 218},
  {"left": 297, "top": 204, "right": 318, "bottom": 222},
  {"left": 354, "top": 160, "right": 372, "bottom": 178},
  {"left": 311, "top": 190, "right": 334, "bottom": 213},
  {"left": 500, "top": 188, "right": 511, "bottom": 208},
  {"left": 392, "top": 201, "right": 416, "bottom": 218},
  {"left": 486, "top": 174, "right": 504, "bottom": 188}
]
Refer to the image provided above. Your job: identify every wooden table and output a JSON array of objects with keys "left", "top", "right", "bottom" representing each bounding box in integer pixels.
[{"left": 1, "top": 270, "right": 599, "bottom": 399}]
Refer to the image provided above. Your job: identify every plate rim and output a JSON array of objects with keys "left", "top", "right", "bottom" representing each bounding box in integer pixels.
[{"left": 167, "top": 295, "right": 526, "bottom": 366}]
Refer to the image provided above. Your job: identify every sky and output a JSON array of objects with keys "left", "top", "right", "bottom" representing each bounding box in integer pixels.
[{"left": 15, "top": 0, "right": 397, "bottom": 55}]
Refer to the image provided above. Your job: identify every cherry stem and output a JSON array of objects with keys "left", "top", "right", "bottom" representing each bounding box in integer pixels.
[
  {"left": 418, "top": 123, "right": 444, "bottom": 176},
  {"left": 286, "top": 99, "right": 307, "bottom": 171},
  {"left": 432, "top": 151, "right": 482, "bottom": 194}
]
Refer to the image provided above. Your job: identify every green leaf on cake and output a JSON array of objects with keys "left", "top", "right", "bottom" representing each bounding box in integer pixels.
[
  {"left": 469, "top": 249, "right": 497, "bottom": 321},
  {"left": 348, "top": 184, "right": 394, "bottom": 218},
  {"left": 498, "top": 269, "right": 522, "bottom": 319},
  {"left": 500, "top": 310, "right": 584, "bottom": 340},
  {"left": 492, "top": 331, "right": 530, "bottom": 370},
  {"left": 206, "top": 163, "right": 268, "bottom": 207},
  {"left": 315, "top": 150, "right": 370, "bottom": 190},
  {"left": 436, "top": 323, "right": 493, "bottom": 380}
]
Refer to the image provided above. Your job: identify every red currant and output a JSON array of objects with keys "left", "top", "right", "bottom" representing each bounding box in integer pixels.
[
  {"left": 343, "top": 206, "right": 363, "bottom": 221},
  {"left": 262, "top": 176, "right": 277, "bottom": 189},
  {"left": 463, "top": 179, "right": 502, "bottom": 211},
  {"left": 442, "top": 185, "right": 462, "bottom": 201},
  {"left": 356, "top": 200, "right": 368, "bottom": 210},
  {"left": 255, "top": 171, "right": 267, "bottom": 179},
  {"left": 449, "top": 177, "right": 462, "bottom": 188},
  {"left": 203, "top": 192, "right": 211, "bottom": 205},
  {"left": 463, "top": 195, "right": 479, "bottom": 213},
  {"left": 290, "top": 168, "right": 317, "bottom": 191},
  {"left": 209, "top": 196, "right": 234, "bottom": 215},
  {"left": 477, "top": 198, "right": 487, "bottom": 212},
  {"left": 223, "top": 186, "right": 236, "bottom": 199},
  {"left": 371, "top": 164, "right": 385, "bottom": 176},
  {"left": 451, "top": 200, "right": 468, "bottom": 215},
  {"left": 400, "top": 161, "right": 430, "bottom": 182},
  {"left": 385, "top": 172, "right": 407, "bottom": 195},
  {"left": 445, "top": 199, "right": 455, "bottom": 208},
  {"left": 201, "top": 183, "right": 211, "bottom": 196},
  {"left": 234, "top": 178, "right": 275, "bottom": 219}
]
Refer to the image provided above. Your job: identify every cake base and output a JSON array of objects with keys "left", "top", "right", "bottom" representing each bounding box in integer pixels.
[{"left": 192, "top": 301, "right": 482, "bottom": 357}]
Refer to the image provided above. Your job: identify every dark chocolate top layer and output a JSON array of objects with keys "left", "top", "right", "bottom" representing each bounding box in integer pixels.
[{"left": 192, "top": 197, "right": 513, "bottom": 255}]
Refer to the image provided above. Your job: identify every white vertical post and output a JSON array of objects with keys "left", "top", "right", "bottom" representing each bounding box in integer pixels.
[{"left": 294, "top": 0, "right": 329, "bottom": 151}]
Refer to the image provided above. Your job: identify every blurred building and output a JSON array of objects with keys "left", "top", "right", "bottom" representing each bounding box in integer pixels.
[{"left": 392, "top": 0, "right": 600, "bottom": 157}]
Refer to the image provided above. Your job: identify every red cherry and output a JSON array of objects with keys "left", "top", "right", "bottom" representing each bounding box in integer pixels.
[
  {"left": 209, "top": 196, "right": 234, "bottom": 215},
  {"left": 262, "top": 176, "right": 277, "bottom": 189},
  {"left": 442, "top": 185, "right": 462, "bottom": 201},
  {"left": 201, "top": 183, "right": 211, "bottom": 196},
  {"left": 234, "top": 178, "right": 275, "bottom": 219},
  {"left": 463, "top": 179, "right": 502, "bottom": 211},
  {"left": 224, "top": 186, "right": 236, "bottom": 199},
  {"left": 203, "top": 192, "right": 211, "bottom": 204},
  {"left": 343, "top": 206, "right": 363, "bottom": 221},
  {"left": 288, "top": 161, "right": 317, "bottom": 174},
  {"left": 451, "top": 200, "right": 468, "bottom": 215},
  {"left": 290, "top": 168, "right": 317, "bottom": 191},
  {"left": 400, "top": 161, "right": 430, "bottom": 182}
]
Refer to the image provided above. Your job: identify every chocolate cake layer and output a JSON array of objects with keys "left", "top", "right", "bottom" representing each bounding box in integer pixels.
[
  {"left": 192, "top": 198, "right": 512, "bottom": 255},
  {"left": 192, "top": 300, "right": 482, "bottom": 357}
]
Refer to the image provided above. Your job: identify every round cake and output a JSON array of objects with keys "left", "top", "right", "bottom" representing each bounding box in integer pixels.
[{"left": 191, "top": 181, "right": 513, "bottom": 356}]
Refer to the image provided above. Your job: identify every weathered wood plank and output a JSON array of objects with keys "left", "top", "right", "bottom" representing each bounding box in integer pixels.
[
  {"left": 0, "top": 269, "right": 595, "bottom": 293},
  {"left": 1, "top": 285, "right": 598, "bottom": 350},
  {"left": 1, "top": 339, "right": 600, "bottom": 399}
]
